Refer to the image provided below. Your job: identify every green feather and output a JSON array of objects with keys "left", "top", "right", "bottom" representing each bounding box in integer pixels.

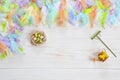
[
  {"left": 101, "top": 11, "right": 108, "bottom": 27},
  {"left": 0, "top": 54, "right": 6, "bottom": 59},
  {"left": 2, "top": 22, "right": 7, "bottom": 32}
]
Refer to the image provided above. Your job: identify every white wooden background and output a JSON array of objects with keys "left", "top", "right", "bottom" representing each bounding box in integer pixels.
[{"left": 0, "top": 24, "right": 120, "bottom": 80}]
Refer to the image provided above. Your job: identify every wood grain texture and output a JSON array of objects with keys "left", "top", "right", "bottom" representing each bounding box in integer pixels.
[{"left": 0, "top": 25, "right": 120, "bottom": 80}]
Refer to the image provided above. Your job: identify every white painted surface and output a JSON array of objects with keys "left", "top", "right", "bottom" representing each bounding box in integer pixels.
[{"left": 0, "top": 25, "right": 120, "bottom": 80}]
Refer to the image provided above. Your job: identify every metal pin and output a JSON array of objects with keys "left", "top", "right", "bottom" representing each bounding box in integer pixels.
[{"left": 91, "top": 31, "right": 117, "bottom": 57}]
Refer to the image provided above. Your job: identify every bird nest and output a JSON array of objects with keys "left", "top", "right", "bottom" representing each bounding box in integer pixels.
[{"left": 31, "top": 31, "right": 46, "bottom": 46}]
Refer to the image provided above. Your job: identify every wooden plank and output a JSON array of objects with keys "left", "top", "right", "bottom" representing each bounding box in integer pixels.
[{"left": 0, "top": 69, "right": 120, "bottom": 80}]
